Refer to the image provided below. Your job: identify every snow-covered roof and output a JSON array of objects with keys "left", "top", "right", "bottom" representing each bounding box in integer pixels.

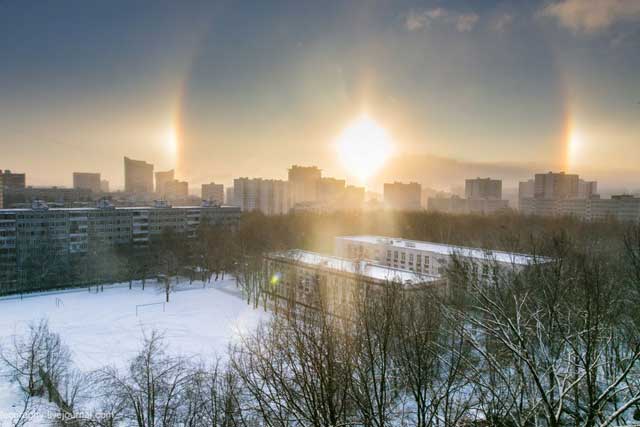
[
  {"left": 268, "top": 249, "right": 442, "bottom": 285},
  {"left": 336, "top": 235, "right": 550, "bottom": 266}
]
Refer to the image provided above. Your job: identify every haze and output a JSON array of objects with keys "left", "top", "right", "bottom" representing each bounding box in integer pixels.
[{"left": 1, "top": 0, "right": 639, "bottom": 191}]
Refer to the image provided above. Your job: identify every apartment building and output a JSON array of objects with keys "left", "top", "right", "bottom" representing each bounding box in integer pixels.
[
  {"left": 0, "top": 170, "right": 26, "bottom": 192},
  {"left": 201, "top": 183, "right": 225, "bottom": 205},
  {"left": 124, "top": 157, "right": 154, "bottom": 194},
  {"left": 335, "top": 235, "right": 548, "bottom": 278},
  {"left": 520, "top": 195, "right": 640, "bottom": 222},
  {"left": 288, "top": 165, "right": 321, "bottom": 205},
  {"left": 0, "top": 200, "right": 241, "bottom": 287},
  {"left": 155, "top": 170, "right": 175, "bottom": 195},
  {"left": 164, "top": 180, "right": 189, "bottom": 199},
  {"left": 428, "top": 196, "right": 509, "bottom": 215},
  {"left": 73, "top": 172, "right": 101, "bottom": 193},
  {"left": 265, "top": 249, "right": 444, "bottom": 316},
  {"left": 465, "top": 178, "right": 502, "bottom": 200},
  {"left": 233, "top": 178, "right": 290, "bottom": 215},
  {"left": 383, "top": 182, "right": 422, "bottom": 210}
]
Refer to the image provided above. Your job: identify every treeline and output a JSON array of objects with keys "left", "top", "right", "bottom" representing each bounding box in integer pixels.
[
  {"left": 3, "top": 210, "right": 633, "bottom": 296},
  {"left": 2, "top": 224, "right": 640, "bottom": 426}
]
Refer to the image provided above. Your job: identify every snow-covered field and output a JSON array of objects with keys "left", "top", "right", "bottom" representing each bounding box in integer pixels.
[{"left": 0, "top": 279, "right": 267, "bottom": 425}]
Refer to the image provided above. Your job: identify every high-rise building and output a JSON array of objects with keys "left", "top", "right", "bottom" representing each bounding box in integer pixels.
[
  {"left": 578, "top": 180, "right": 598, "bottom": 198},
  {"left": 534, "top": 172, "right": 580, "bottom": 199},
  {"left": 520, "top": 172, "right": 602, "bottom": 217},
  {"left": 100, "top": 180, "right": 110, "bottom": 193},
  {"left": 226, "top": 187, "right": 235, "bottom": 205},
  {"left": 288, "top": 165, "right": 321, "bottom": 205},
  {"left": 518, "top": 179, "right": 535, "bottom": 209},
  {"left": 383, "top": 182, "right": 422, "bottom": 210},
  {"left": 234, "top": 178, "right": 290, "bottom": 215},
  {"left": 465, "top": 178, "right": 502, "bottom": 200},
  {"left": 202, "top": 182, "right": 225, "bottom": 204},
  {"left": 164, "top": 180, "right": 189, "bottom": 199},
  {"left": 155, "top": 169, "right": 175, "bottom": 196},
  {"left": 317, "top": 177, "right": 346, "bottom": 204},
  {"left": 124, "top": 157, "right": 154, "bottom": 194},
  {"left": 73, "top": 172, "right": 101, "bottom": 193},
  {"left": 0, "top": 176, "right": 3, "bottom": 209},
  {"left": 0, "top": 170, "right": 26, "bottom": 192}
]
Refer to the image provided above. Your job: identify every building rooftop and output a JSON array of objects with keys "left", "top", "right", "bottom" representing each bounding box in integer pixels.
[
  {"left": 269, "top": 249, "right": 442, "bottom": 285},
  {"left": 0, "top": 205, "right": 240, "bottom": 213},
  {"left": 337, "top": 235, "right": 550, "bottom": 266}
]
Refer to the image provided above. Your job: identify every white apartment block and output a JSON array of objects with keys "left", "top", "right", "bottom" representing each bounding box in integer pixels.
[
  {"left": 265, "top": 249, "right": 445, "bottom": 316},
  {"left": 335, "top": 235, "right": 548, "bottom": 278},
  {"left": 0, "top": 200, "right": 241, "bottom": 287},
  {"left": 233, "top": 178, "right": 290, "bottom": 215},
  {"left": 201, "top": 183, "right": 225, "bottom": 205},
  {"left": 521, "top": 195, "right": 640, "bottom": 222}
]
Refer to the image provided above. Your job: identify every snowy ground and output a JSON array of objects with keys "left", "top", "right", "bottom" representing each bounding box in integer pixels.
[{"left": 0, "top": 278, "right": 267, "bottom": 426}]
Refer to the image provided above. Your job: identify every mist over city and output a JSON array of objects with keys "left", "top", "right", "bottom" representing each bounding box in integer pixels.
[{"left": 0, "top": 1, "right": 639, "bottom": 426}]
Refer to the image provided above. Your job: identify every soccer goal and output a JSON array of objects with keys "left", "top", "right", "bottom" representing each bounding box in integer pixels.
[{"left": 135, "top": 302, "right": 166, "bottom": 316}]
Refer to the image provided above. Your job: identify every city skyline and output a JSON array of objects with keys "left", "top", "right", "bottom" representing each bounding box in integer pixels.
[{"left": 1, "top": 0, "right": 639, "bottom": 191}]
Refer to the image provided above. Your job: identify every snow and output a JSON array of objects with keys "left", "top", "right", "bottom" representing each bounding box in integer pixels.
[
  {"left": 336, "top": 235, "right": 551, "bottom": 266},
  {"left": 0, "top": 279, "right": 267, "bottom": 425},
  {"left": 270, "top": 249, "right": 442, "bottom": 285}
]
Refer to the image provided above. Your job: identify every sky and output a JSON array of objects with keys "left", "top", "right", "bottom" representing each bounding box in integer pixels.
[{"left": 1, "top": 0, "right": 639, "bottom": 192}]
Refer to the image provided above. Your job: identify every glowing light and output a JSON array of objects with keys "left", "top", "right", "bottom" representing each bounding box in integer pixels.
[
  {"left": 335, "top": 115, "right": 393, "bottom": 183},
  {"left": 165, "top": 127, "right": 178, "bottom": 156},
  {"left": 568, "top": 129, "right": 582, "bottom": 169}
]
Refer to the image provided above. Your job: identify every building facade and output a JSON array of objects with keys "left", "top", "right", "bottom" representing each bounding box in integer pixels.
[
  {"left": 465, "top": 178, "right": 502, "bottom": 200},
  {"left": 201, "top": 183, "right": 225, "bottom": 204},
  {"left": 73, "top": 172, "right": 101, "bottom": 193},
  {"left": 124, "top": 157, "right": 154, "bottom": 194},
  {"left": 335, "top": 235, "right": 548, "bottom": 278},
  {"left": 164, "top": 180, "right": 189, "bottom": 199},
  {"left": 0, "top": 200, "right": 241, "bottom": 290},
  {"left": 520, "top": 195, "right": 640, "bottom": 222},
  {"left": 265, "top": 249, "right": 444, "bottom": 317},
  {"left": 0, "top": 170, "right": 26, "bottom": 192},
  {"left": 155, "top": 170, "right": 175, "bottom": 196},
  {"left": 384, "top": 182, "right": 422, "bottom": 211},
  {"left": 233, "top": 178, "right": 290, "bottom": 215},
  {"left": 288, "top": 165, "right": 321, "bottom": 205}
]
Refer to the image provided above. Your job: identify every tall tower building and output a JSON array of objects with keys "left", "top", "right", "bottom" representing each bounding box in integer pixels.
[
  {"left": 73, "top": 172, "right": 101, "bottom": 193},
  {"left": 155, "top": 169, "right": 175, "bottom": 196},
  {"left": 534, "top": 172, "right": 579, "bottom": 199},
  {"left": 124, "top": 157, "right": 154, "bottom": 194},
  {"left": 0, "top": 170, "right": 26, "bottom": 192},
  {"left": 202, "top": 183, "right": 225, "bottom": 204},
  {"left": 465, "top": 178, "right": 502, "bottom": 200},
  {"left": 288, "top": 165, "right": 321, "bottom": 205}
]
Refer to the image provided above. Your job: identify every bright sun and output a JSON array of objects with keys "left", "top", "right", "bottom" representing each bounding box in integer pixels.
[{"left": 335, "top": 115, "right": 393, "bottom": 183}]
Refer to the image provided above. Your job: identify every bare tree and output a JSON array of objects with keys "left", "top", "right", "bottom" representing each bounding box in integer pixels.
[{"left": 99, "top": 330, "right": 193, "bottom": 427}]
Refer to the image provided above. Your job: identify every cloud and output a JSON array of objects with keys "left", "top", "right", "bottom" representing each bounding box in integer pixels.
[
  {"left": 405, "top": 10, "right": 430, "bottom": 31},
  {"left": 492, "top": 13, "right": 513, "bottom": 32},
  {"left": 541, "top": 0, "right": 640, "bottom": 33},
  {"left": 456, "top": 13, "right": 479, "bottom": 32},
  {"left": 405, "top": 8, "right": 478, "bottom": 33},
  {"left": 427, "top": 8, "right": 448, "bottom": 19}
]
